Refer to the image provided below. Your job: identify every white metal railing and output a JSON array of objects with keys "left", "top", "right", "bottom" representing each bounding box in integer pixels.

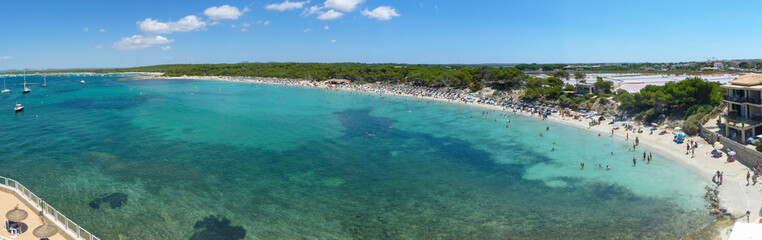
[{"left": 0, "top": 176, "right": 99, "bottom": 240}]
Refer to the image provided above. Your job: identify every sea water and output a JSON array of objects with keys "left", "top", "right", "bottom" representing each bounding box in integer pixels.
[{"left": 0, "top": 74, "right": 713, "bottom": 239}]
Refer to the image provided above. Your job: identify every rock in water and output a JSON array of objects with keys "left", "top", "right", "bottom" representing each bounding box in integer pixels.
[{"left": 89, "top": 193, "right": 128, "bottom": 209}]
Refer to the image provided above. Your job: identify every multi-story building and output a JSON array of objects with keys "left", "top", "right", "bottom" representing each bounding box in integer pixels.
[{"left": 721, "top": 74, "right": 762, "bottom": 142}]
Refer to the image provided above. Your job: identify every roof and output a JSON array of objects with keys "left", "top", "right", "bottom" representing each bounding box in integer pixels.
[{"left": 729, "top": 74, "right": 762, "bottom": 86}]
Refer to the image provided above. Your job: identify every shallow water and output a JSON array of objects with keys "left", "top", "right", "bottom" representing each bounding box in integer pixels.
[{"left": 0, "top": 74, "right": 713, "bottom": 239}]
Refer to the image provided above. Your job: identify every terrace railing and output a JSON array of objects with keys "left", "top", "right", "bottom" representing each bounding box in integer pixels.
[
  {"left": 723, "top": 95, "right": 762, "bottom": 104},
  {"left": 0, "top": 176, "right": 100, "bottom": 240}
]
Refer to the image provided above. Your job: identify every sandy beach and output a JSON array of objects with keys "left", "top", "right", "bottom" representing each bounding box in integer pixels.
[{"left": 116, "top": 74, "right": 761, "bottom": 238}]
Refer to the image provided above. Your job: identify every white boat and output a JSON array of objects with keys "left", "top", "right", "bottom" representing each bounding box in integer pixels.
[
  {"left": 2, "top": 78, "right": 10, "bottom": 93},
  {"left": 80, "top": 80, "right": 85, "bottom": 84},
  {"left": 22, "top": 71, "right": 30, "bottom": 93},
  {"left": 42, "top": 76, "right": 47, "bottom": 87},
  {"left": 14, "top": 103, "right": 23, "bottom": 112}
]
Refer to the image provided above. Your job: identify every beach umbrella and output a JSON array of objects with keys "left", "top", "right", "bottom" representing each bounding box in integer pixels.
[
  {"left": 650, "top": 123, "right": 658, "bottom": 127},
  {"left": 674, "top": 127, "right": 682, "bottom": 130},
  {"left": 6, "top": 205, "right": 28, "bottom": 222},
  {"left": 661, "top": 124, "right": 669, "bottom": 128},
  {"left": 728, "top": 151, "right": 737, "bottom": 156},
  {"left": 713, "top": 142, "right": 721, "bottom": 147},
  {"left": 714, "top": 144, "right": 725, "bottom": 150},
  {"left": 33, "top": 219, "right": 58, "bottom": 238}
]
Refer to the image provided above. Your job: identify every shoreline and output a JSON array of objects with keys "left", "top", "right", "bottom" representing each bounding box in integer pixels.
[{"left": 120, "top": 74, "right": 758, "bottom": 238}]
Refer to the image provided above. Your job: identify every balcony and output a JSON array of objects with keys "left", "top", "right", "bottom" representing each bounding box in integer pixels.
[
  {"left": 725, "top": 114, "right": 762, "bottom": 129},
  {"left": 724, "top": 95, "right": 762, "bottom": 104}
]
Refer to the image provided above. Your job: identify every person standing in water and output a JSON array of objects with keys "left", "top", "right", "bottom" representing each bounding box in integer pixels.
[{"left": 633, "top": 157, "right": 637, "bottom": 166}]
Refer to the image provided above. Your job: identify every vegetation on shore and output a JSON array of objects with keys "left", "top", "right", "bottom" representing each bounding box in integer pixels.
[
  {"left": 71, "top": 63, "right": 527, "bottom": 90},
  {"left": 613, "top": 77, "right": 723, "bottom": 134},
  {"left": 24, "top": 63, "right": 727, "bottom": 135}
]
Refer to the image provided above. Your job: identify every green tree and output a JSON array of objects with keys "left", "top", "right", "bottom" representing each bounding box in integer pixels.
[
  {"left": 573, "top": 72, "right": 586, "bottom": 83},
  {"left": 553, "top": 70, "right": 570, "bottom": 80},
  {"left": 593, "top": 79, "right": 614, "bottom": 94}
]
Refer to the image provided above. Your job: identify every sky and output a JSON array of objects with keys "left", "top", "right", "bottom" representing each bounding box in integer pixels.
[{"left": 1, "top": 0, "right": 761, "bottom": 69}]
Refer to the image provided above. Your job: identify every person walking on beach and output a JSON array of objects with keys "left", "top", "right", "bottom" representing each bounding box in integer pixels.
[
  {"left": 748, "top": 171, "right": 751, "bottom": 185},
  {"left": 686, "top": 144, "right": 690, "bottom": 155},
  {"left": 626, "top": 133, "right": 629, "bottom": 141}
]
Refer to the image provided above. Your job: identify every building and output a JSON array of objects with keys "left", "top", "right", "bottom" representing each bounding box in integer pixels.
[
  {"left": 714, "top": 62, "right": 724, "bottom": 70},
  {"left": 721, "top": 74, "right": 762, "bottom": 142},
  {"left": 575, "top": 82, "right": 596, "bottom": 95}
]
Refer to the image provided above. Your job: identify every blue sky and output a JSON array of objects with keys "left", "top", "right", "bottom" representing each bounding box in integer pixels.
[{"left": 0, "top": 0, "right": 761, "bottom": 69}]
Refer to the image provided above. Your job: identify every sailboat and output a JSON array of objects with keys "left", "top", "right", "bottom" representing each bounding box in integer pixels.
[
  {"left": 2, "top": 78, "right": 10, "bottom": 93},
  {"left": 42, "top": 76, "right": 47, "bottom": 87},
  {"left": 22, "top": 72, "right": 30, "bottom": 94}
]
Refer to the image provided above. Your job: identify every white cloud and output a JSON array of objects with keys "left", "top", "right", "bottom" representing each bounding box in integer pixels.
[
  {"left": 204, "top": 5, "right": 247, "bottom": 20},
  {"left": 256, "top": 20, "right": 263, "bottom": 24},
  {"left": 161, "top": 46, "right": 171, "bottom": 51},
  {"left": 303, "top": 28, "right": 311, "bottom": 32},
  {"left": 324, "top": 0, "right": 364, "bottom": 12},
  {"left": 83, "top": 27, "right": 89, "bottom": 32},
  {"left": 361, "top": 6, "right": 400, "bottom": 20},
  {"left": 241, "top": 28, "right": 248, "bottom": 32},
  {"left": 242, "top": 23, "right": 251, "bottom": 27},
  {"left": 317, "top": 9, "right": 343, "bottom": 20},
  {"left": 112, "top": 35, "right": 174, "bottom": 50},
  {"left": 0, "top": 56, "right": 12, "bottom": 60},
  {"left": 263, "top": 21, "right": 270, "bottom": 26},
  {"left": 324, "top": 25, "right": 330, "bottom": 30},
  {"left": 302, "top": 6, "right": 323, "bottom": 16},
  {"left": 139, "top": 15, "right": 207, "bottom": 34},
  {"left": 266, "top": 0, "right": 310, "bottom": 11},
  {"left": 94, "top": 44, "right": 103, "bottom": 49},
  {"left": 231, "top": 24, "right": 236, "bottom": 28},
  {"left": 330, "top": 39, "right": 336, "bottom": 43},
  {"left": 99, "top": 28, "right": 106, "bottom": 32}
]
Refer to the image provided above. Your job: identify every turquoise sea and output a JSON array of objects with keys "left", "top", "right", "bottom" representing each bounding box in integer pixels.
[{"left": 0, "top": 74, "right": 713, "bottom": 239}]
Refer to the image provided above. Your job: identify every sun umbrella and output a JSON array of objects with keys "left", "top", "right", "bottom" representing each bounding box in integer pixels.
[
  {"left": 6, "top": 205, "right": 28, "bottom": 222},
  {"left": 674, "top": 127, "right": 682, "bottom": 130},
  {"left": 33, "top": 218, "right": 58, "bottom": 238},
  {"left": 650, "top": 123, "right": 658, "bottom": 127},
  {"left": 713, "top": 142, "right": 721, "bottom": 147},
  {"left": 714, "top": 144, "right": 725, "bottom": 150},
  {"left": 662, "top": 124, "right": 669, "bottom": 128},
  {"left": 728, "top": 151, "right": 737, "bottom": 156}
]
